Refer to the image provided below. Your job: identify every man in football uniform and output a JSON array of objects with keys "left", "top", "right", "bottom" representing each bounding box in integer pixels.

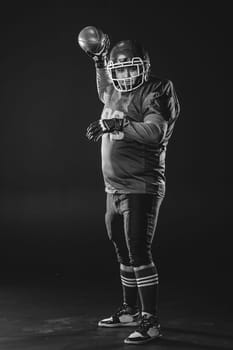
[{"left": 85, "top": 35, "right": 180, "bottom": 345}]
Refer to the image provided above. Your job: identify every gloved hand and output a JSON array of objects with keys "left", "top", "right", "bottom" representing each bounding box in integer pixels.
[
  {"left": 86, "top": 34, "right": 110, "bottom": 68},
  {"left": 86, "top": 118, "right": 128, "bottom": 142}
]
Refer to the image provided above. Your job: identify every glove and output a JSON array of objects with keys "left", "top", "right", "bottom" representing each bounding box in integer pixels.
[
  {"left": 86, "top": 34, "right": 110, "bottom": 68},
  {"left": 86, "top": 118, "right": 128, "bottom": 142}
]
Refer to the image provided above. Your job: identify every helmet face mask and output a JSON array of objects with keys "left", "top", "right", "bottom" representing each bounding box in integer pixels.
[{"left": 107, "top": 40, "right": 150, "bottom": 92}]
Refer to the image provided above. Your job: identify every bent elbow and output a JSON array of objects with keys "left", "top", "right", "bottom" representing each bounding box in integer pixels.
[{"left": 146, "top": 122, "right": 167, "bottom": 144}]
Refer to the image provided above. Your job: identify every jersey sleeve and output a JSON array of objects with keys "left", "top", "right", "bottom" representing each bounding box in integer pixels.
[
  {"left": 143, "top": 79, "right": 180, "bottom": 122},
  {"left": 123, "top": 80, "right": 180, "bottom": 145},
  {"left": 96, "top": 67, "right": 112, "bottom": 104}
]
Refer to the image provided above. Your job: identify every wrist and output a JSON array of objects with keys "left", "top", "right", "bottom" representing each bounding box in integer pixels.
[
  {"left": 122, "top": 117, "right": 130, "bottom": 128},
  {"left": 115, "top": 117, "right": 129, "bottom": 131},
  {"left": 94, "top": 56, "right": 107, "bottom": 68}
]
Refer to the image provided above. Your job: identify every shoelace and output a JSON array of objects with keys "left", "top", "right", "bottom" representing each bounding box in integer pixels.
[
  {"left": 114, "top": 303, "right": 138, "bottom": 317},
  {"left": 114, "top": 303, "right": 128, "bottom": 317},
  {"left": 137, "top": 315, "right": 157, "bottom": 332}
]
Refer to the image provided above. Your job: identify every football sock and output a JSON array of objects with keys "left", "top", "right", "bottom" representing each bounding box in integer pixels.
[
  {"left": 120, "top": 264, "right": 138, "bottom": 310},
  {"left": 134, "top": 262, "right": 159, "bottom": 316}
]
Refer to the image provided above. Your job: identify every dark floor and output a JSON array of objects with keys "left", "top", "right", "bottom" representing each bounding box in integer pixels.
[
  {"left": 0, "top": 267, "right": 232, "bottom": 350},
  {"left": 0, "top": 189, "right": 232, "bottom": 349}
]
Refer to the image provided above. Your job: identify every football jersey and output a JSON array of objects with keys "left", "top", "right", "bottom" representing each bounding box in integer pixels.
[{"left": 95, "top": 68, "right": 180, "bottom": 194}]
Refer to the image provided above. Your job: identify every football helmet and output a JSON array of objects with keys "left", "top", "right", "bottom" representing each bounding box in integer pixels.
[{"left": 107, "top": 40, "right": 150, "bottom": 92}]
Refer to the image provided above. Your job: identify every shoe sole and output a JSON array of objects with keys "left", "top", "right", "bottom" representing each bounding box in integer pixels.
[
  {"left": 98, "top": 321, "right": 140, "bottom": 328},
  {"left": 124, "top": 333, "right": 162, "bottom": 344}
]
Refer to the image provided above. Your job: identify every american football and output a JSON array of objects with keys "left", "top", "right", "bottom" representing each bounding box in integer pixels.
[{"left": 77, "top": 26, "right": 106, "bottom": 54}]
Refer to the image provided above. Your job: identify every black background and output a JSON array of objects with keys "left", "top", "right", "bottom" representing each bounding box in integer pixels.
[{"left": 0, "top": 2, "right": 231, "bottom": 290}]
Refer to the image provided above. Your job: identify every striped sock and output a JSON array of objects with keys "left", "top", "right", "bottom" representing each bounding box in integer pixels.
[
  {"left": 134, "top": 263, "right": 159, "bottom": 315},
  {"left": 120, "top": 264, "right": 138, "bottom": 309}
]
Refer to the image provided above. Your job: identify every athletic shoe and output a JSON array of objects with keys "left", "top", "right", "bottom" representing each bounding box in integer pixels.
[
  {"left": 98, "top": 303, "right": 140, "bottom": 328},
  {"left": 124, "top": 313, "right": 162, "bottom": 344}
]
